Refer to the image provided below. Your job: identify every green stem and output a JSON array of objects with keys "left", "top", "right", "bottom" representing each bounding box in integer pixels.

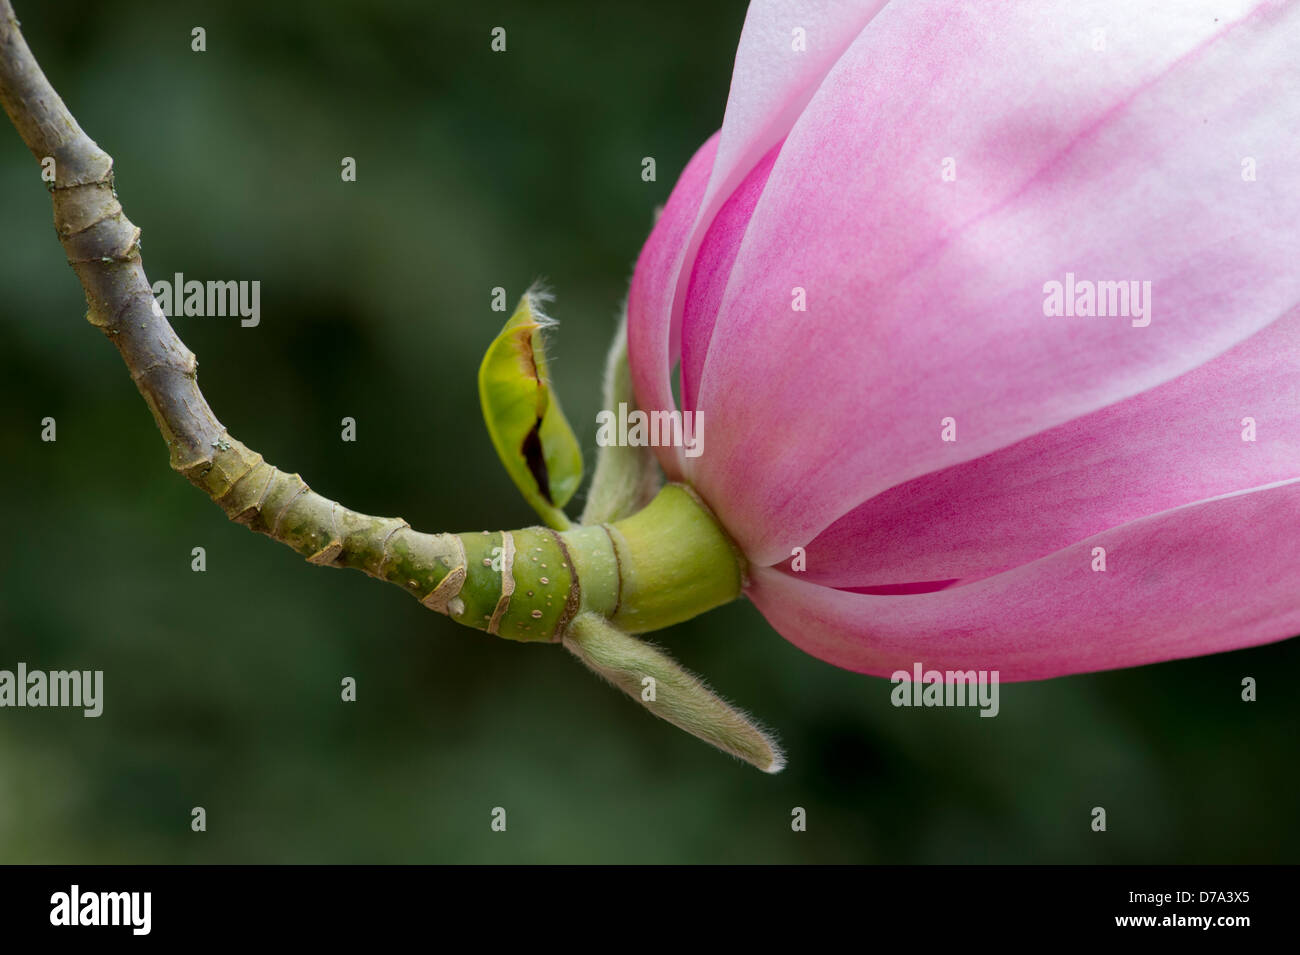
[
  {"left": 193, "top": 435, "right": 742, "bottom": 647},
  {"left": 603, "top": 484, "right": 745, "bottom": 634},
  {"left": 446, "top": 482, "right": 745, "bottom": 643}
]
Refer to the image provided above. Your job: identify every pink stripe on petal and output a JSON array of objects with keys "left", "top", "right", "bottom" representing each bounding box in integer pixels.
[
  {"left": 626, "top": 133, "right": 718, "bottom": 480},
  {"left": 790, "top": 305, "right": 1300, "bottom": 589},
  {"left": 749, "top": 479, "right": 1300, "bottom": 681},
  {"left": 680, "top": 140, "right": 783, "bottom": 417}
]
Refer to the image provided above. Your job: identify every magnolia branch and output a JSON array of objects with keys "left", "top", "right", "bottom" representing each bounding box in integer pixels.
[
  {"left": 0, "top": 1, "right": 467, "bottom": 610},
  {"left": 0, "top": 3, "right": 787, "bottom": 771}
]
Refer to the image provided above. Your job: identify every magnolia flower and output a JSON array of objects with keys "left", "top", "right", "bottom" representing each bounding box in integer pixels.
[
  {"left": 10, "top": 0, "right": 1298, "bottom": 774},
  {"left": 627, "top": 0, "right": 1300, "bottom": 681}
]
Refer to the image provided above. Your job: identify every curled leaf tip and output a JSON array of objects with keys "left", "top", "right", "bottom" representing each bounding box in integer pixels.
[{"left": 523, "top": 280, "right": 556, "bottom": 326}]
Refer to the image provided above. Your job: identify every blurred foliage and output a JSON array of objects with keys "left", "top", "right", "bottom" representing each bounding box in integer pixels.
[{"left": 0, "top": 0, "right": 1296, "bottom": 863}]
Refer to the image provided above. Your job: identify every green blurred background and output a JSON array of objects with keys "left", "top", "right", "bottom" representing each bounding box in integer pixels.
[{"left": 1, "top": 0, "right": 1295, "bottom": 863}]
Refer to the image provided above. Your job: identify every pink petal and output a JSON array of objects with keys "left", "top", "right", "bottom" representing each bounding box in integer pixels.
[
  {"left": 681, "top": 0, "right": 894, "bottom": 310},
  {"left": 788, "top": 305, "right": 1300, "bottom": 589},
  {"left": 692, "top": 0, "right": 1300, "bottom": 566},
  {"left": 687, "top": 0, "right": 889, "bottom": 268},
  {"left": 748, "top": 479, "right": 1300, "bottom": 681}
]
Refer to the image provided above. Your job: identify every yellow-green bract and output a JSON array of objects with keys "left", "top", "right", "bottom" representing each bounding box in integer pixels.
[{"left": 477, "top": 293, "right": 584, "bottom": 529}]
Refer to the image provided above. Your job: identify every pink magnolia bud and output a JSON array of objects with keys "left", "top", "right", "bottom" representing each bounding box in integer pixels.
[{"left": 627, "top": 0, "right": 1300, "bottom": 680}]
